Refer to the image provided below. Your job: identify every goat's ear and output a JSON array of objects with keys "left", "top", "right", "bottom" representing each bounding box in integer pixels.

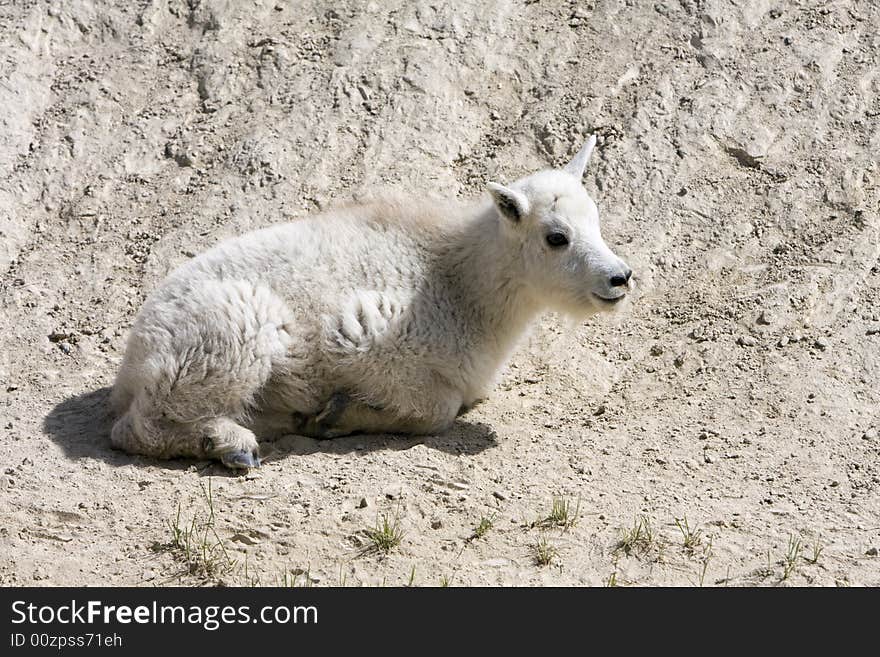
[
  {"left": 487, "top": 182, "right": 530, "bottom": 223},
  {"left": 563, "top": 134, "right": 597, "bottom": 179}
]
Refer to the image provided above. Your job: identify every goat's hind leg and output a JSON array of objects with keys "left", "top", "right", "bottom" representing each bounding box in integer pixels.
[
  {"left": 112, "top": 400, "right": 261, "bottom": 468},
  {"left": 111, "top": 279, "right": 292, "bottom": 469}
]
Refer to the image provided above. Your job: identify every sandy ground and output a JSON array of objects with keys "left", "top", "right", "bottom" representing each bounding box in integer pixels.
[{"left": 1, "top": 0, "right": 878, "bottom": 587}]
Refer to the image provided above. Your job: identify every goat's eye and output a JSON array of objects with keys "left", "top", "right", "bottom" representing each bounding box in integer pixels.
[{"left": 546, "top": 232, "right": 569, "bottom": 248}]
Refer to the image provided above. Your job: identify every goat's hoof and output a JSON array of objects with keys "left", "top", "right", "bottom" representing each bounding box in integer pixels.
[
  {"left": 314, "top": 426, "right": 349, "bottom": 440},
  {"left": 220, "top": 448, "right": 261, "bottom": 470},
  {"left": 317, "top": 392, "right": 350, "bottom": 425},
  {"left": 301, "top": 417, "right": 347, "bottom": 440}
]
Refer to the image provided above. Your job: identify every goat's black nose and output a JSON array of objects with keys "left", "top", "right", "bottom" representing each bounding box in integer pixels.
[{"left": 610, "top": 269, "right": 632, "bottom": 287}]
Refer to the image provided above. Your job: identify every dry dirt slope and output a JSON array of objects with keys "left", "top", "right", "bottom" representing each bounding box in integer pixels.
[{"left": 0, "top": 0, "right": 878, "bottom": 586}]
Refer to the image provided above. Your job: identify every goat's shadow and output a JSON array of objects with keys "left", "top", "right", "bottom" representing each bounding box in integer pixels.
[
  {"left": 42, "top": 387, "right": 136, "bottom": 467},
  {"left": 43, "top": 387, "right": 499, "bottom": 474}
]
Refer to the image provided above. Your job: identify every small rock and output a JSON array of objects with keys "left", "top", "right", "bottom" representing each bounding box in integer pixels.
[
  {"left": 757, "top": 310, "right": 776, "bottom": 325},
  {"left": 737, "top": 335, "right": 757, "bottom": 347},
  {"left": 59, "top": 342, "right": 72, "bottom": 355},
  {"left": 867, "top": 326, "right": 880, "bottom": 336},
  {"left": 703, "top": 453, "right": 715, "bottom": 464},
  {"left": 384, "top": 485, "right": 403, "bottom": 499},
  {"left": 430, "top": 519, "right": 442, "bottom": 530},
  {"left": 650, "top": 344, "right": 664, "bottom": 357},
  {"left": 829, "top": 480, "right": 840, "bottom": 488},
  {"left": 142, "top": 569, "right": 156, "bottom": 581},
  {"left": 863, "top": 428, "right": 878, "bottom": 441},
  {"left": 777, "top": 336, "right": 789, "bottom": 348},
  {"left": 791, "top": 331, "right": 803, "bottom": 342},
  {"left": 492, "top": 491, "right": 508, "bottom": 501},
  {"left": 230, "top": 532, "right": 260, "bottom": 545},
  {"left": 357, "top": 497, "right": 369, "bottom": 509},
  {"left": 866, "top": 547, "right": 878, "bottom": 556},
  {"left": 164, "top": 141, "right": 195, "bottom": 167},
  {"left": 814, "top": 337, "right": 829, "bottom": 350},
  {"left": 673, "top": 354, "right": 686, "bottom": 367}
]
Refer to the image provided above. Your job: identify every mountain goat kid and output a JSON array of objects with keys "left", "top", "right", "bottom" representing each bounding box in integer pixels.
[{"left": 110, "top": 136, "right": 632, "bottom": 468}]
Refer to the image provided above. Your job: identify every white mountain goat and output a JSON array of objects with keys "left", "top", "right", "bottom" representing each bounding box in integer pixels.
[{"left": 110, "top": 136, "right": 632, "bottom": 468}]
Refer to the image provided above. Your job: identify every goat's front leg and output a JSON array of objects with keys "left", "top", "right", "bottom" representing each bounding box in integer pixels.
[{"left": 300, "top": 391, "right": 461, "bottom": 439}]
